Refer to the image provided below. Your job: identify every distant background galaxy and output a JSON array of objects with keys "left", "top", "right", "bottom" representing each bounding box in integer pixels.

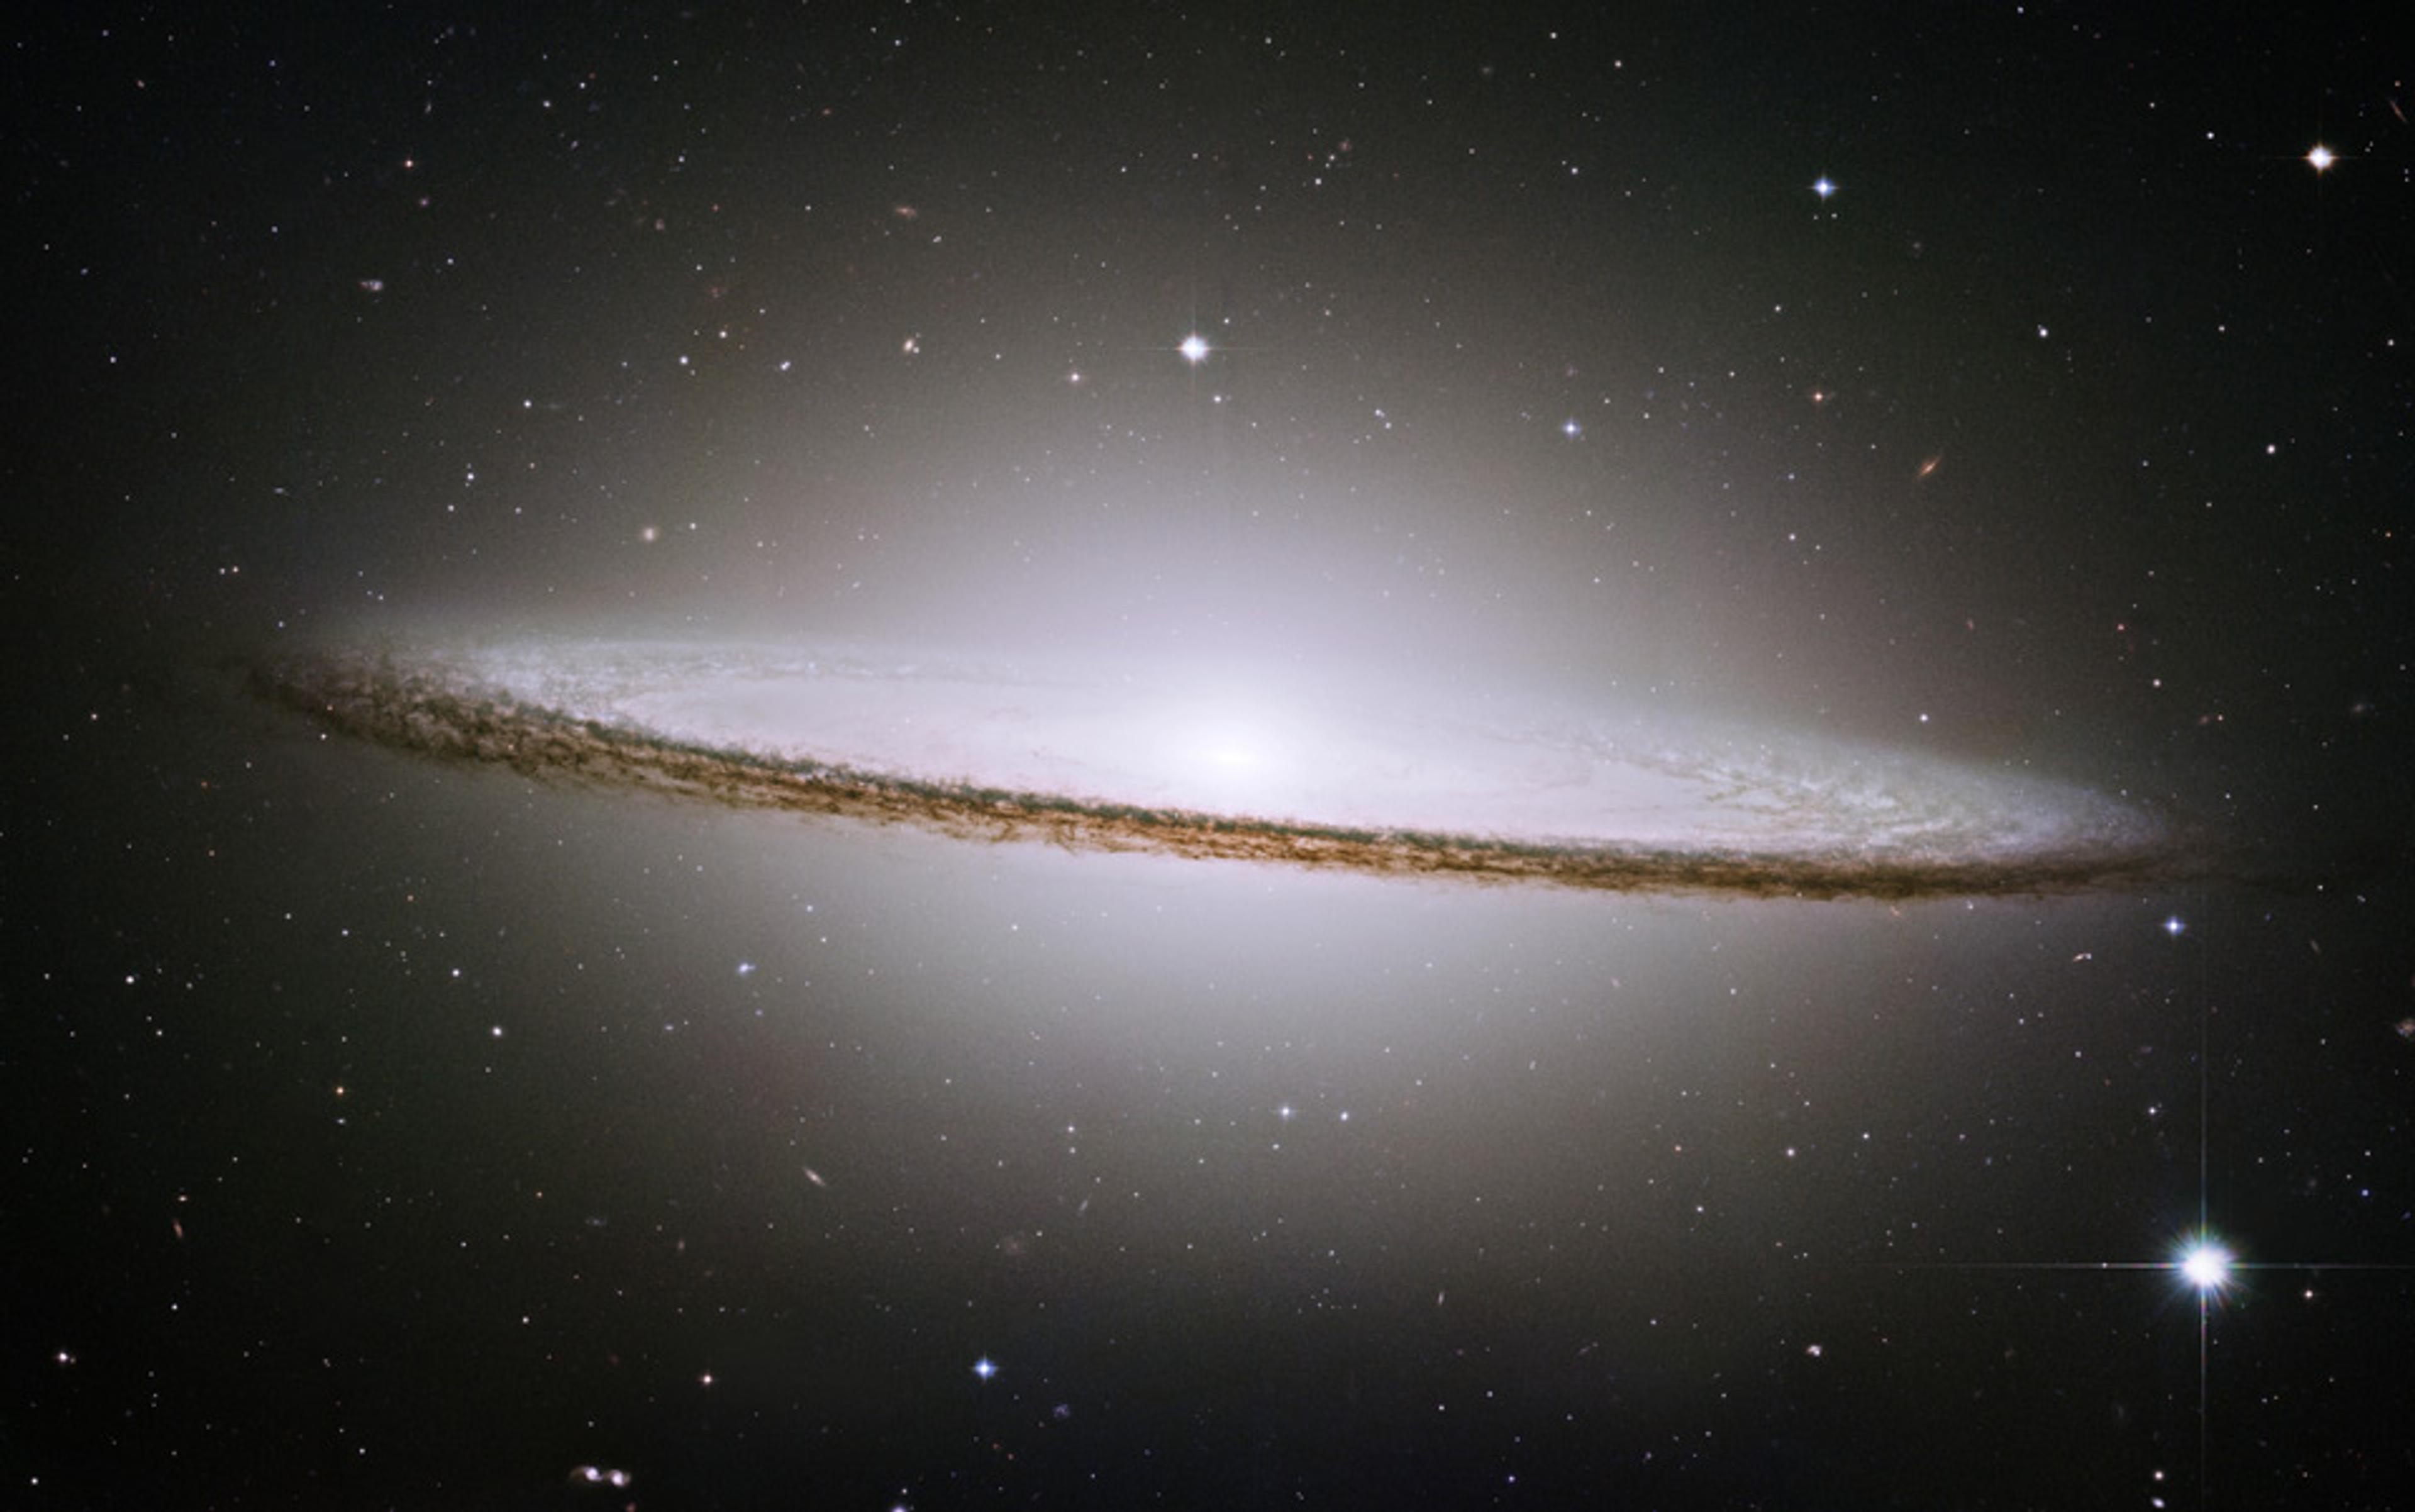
[{"left": 9, "top": 5, "right": 2413, "bottom": 1509}]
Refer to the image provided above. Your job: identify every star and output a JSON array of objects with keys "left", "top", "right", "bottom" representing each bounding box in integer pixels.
[
  {"left": 1178, "top": 333, "right": 1211, "bottom": 364},
  {"left": 2163, "top": 914, "right": 2187, "bottom": 938},
  {"left": 972, "top": 1356, "right": 998, "bottom": 1381},
  {"left": 1811, "top": 175, "right": 1837, "bottom": 201},
  {"left": 2306, "top": 143, "right": 2336, "bottom": 172},
  {"left": 2178, "top": 1240, "right": 2233, "bottom": 1293}
]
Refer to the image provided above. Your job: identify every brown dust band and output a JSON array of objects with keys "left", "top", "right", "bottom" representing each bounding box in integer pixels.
[{"left": 255, "top": 653, "right": 2187, "bottom": 901}]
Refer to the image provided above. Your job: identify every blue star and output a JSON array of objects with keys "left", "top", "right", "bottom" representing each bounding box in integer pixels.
[
  {"left": 2178, "top": 1240, "right": 2232, "bottom": 1293},
  {"left": 972, "top": 1356, "right": 998, "bottom": 1381}
]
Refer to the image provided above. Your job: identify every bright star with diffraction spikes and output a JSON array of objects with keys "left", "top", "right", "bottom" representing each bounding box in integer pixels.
[{"left": 2179, "top": 1241, "right": 2233, "bottom": 1293}]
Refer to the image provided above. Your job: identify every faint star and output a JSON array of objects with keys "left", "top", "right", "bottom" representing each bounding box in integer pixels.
[
  {"left": 2306, "top": 143, "right": 2336, "bottom": 172},
  {"left": 1179, "top": 333, "right": 1211, "bottom": 364},
  {"left": 1812, "top": 175, "right": 1837, "bottom": 201}
]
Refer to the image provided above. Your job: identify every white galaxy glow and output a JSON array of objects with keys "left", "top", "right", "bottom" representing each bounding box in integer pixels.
[{"left": 264, "top": 638, "right": 2180, "bottom": 898}]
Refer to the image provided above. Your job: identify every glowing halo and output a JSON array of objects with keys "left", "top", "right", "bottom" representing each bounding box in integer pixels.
[{"left": 253, "top": 639, "right": 2183, "bottom": 899}]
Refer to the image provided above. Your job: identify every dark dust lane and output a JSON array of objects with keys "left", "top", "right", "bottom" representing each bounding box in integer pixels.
[{"left": 255, "top": 643, "right": 2191, "bottom": 901}]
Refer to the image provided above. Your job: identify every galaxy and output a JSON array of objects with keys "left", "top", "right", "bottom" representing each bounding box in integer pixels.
[
  {"left": 11, "top": 6, "right": 2413, "bottom": 1510},
  {"left": 259, "top": 637, "right": 2184, "bottom": 899}
]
